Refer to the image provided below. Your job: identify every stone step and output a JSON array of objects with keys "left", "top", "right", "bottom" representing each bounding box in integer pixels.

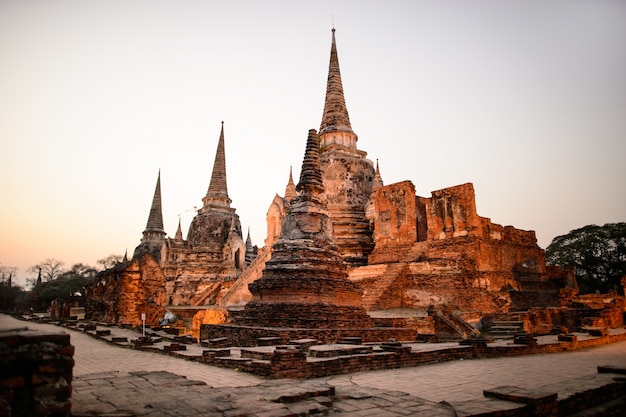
[
  {"left": 490, "top": 325, "right": 523, "bottom": 331},
  {"left": 491, "top": 321, "right": 524, "bottom": 326}
]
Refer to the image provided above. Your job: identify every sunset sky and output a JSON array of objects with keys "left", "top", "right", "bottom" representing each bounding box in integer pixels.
[{"left": 1, "top": 0, "right": 625, "bottom": 286}]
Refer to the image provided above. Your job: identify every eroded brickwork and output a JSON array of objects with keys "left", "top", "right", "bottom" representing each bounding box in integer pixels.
[
  {"left": 234, "top": 129, "right": 374, "bottom": 330},
  {"left": 356, "top": 180, "right": 571, "bottom": 314},
  {"left": 85, "top": 256, "right": 166, "bottom": 327},
  {"left": 0, "top": 328, "right": 74, "bottom": 416}
]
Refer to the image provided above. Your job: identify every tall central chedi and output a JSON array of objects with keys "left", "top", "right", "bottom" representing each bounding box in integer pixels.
[
  {"left": 318, "top": 28, "right": 376, "bottom": 266},
  {"left": 238, "top": 129, "right": 374, "bottom": 328}
]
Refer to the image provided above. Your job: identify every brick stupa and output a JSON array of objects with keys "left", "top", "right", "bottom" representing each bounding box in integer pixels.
[{"left": 235, "top": 129, "right": 374, "bottom": 329}]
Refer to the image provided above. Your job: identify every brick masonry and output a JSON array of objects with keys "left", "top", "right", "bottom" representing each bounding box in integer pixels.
[{"left": 0, "top": 328, "right": 74, "bottom": 416}]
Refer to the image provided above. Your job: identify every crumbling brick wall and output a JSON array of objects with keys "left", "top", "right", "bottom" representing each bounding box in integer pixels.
[
  {"left": 85, "top": 255, "right": 166, "bottom": 327},
  {"left": 0, "top": 328, "right": 74, "bottom": 416}
]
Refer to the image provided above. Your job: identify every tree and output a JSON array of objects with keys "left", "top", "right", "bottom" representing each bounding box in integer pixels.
[
  {"left": 34, "top": 263, "right": 96, "bottom": 304},
  {"left": 0, "top": 282, "right": 25, "bottom": 311},
  {"left": 0, "top": 263, "right": 18, "bottom": 282},
  {"left": 97, "top": 254, "right": 124, "bottom": 270},
  {"left": 28, "top": 258, "right": 66, "bottom": 283},
  {"left": 66, "top": 263, "right": 98, "bottom": 279},
  {"left": 546, "top": 223, "right": 626, "bottom": 295}
]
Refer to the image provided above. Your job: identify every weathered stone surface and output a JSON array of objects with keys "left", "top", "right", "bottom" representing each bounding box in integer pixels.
[
  {"left": 133, "top": 172, "right": 166, "bottom": 262},
  {"left": 234, "top": 129, "right": 373, "bottom": 330},
  {"left": 192, "top": 308, "right": 229, "bottom": 330},
  {"left": 0, "top": 328, "right": 74, "bottom": 416},
  {"left": 86, "top": 124, "right": 252, "bottom": 327},
  {"left": 355, "top": 181, "right": 574, "bottom": 315},
  {"left": 228, "top": 130, "right": 372, "bottom": 328},
  {"left": 161, "top": 123, "right": 247, "bottom": 306},
  {"left": 317, "top": 28, "right": 375, "bottom": 267},
  {"left": 85, "top": 255, "right": 166, "bottom": 326}
]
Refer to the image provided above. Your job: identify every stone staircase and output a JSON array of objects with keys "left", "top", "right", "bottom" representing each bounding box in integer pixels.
[
  {"left": 354, "top": 243, "right": 428, "bottom": 311},
  {"left": 358, "top": 263, "right": 408, "bottom": 311},
  {"left": 218, "top": 245, "right": 272, "bottom": 308},
  {"left": 486, "top": 312, "right": 528, "bottom": 338},
  {"left": 432, "top": 310, "right": 482, "bottom": 340}
]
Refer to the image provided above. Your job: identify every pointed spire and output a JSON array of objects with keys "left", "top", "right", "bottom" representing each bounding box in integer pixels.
[
  {"left": 295, "top": 129, "right": 325, "bottom": 200},
  {"left": 319, "top": 28, "right": 358, "bottom": 151},
  {"left": 36, "top": 267, "right": 42, "bottom": 286},
  {"left": 372, "top": 158, "right": 384, "bottom": 190},
  {"left": 145, "top": 170, "right": 164, "bottom": 232},
  {"left": 7, "top": 273, "right": 11, "bottom": 288},
  {"left": 175, "top": 218, "right": 183, "bottom": 241},
  {"left": 284, "top": 166, "right": 297, "bottom": 203},
  {"left": 202, "top": 122, "right": 232, "bottom": 211},
  {"left": 123, "top": 249, "right": 128, "bottom": 262},
  {"left": 245, "top": 227, "right": 257, "bottom": 266},
  {"left": 246, "top": 227, "right": 252, "bottom": 248},
  {"left": 134, "top": 171, "right": 166, "bottom": 261}
]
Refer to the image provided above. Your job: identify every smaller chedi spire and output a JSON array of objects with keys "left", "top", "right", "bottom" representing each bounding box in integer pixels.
[
  {"left": 145, "top": 170, "right": 165, "bottom": 232},
  {"left": 277, "top": 129, "right": 333, "bottom": 242},
  {"left": 295, "top": 129, "right": 325, "bottom": 203},
  {"left": 201, "top": 121, "right": 232, "bottom": 212},
  {"left": 175, "top": 218, "right": 183, "bottom": 241},
  {"left": 245, "top": 227, "right": 257, "bottom": 266},
  {"left": 372, "top": 158, "right": 384, "bottom": 190},
  {"left": 133, "top": 171, "right": 166, "bottom": 261},
  {"left": 284, "top": 166, "right": 297, "bottom": 203},
  {"left": 246, "top": 227, "right": 252, "bottom": 247}
]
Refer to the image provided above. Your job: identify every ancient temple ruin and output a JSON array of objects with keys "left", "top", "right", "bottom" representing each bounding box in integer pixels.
[
  {"left": 204, "top": 129, "right": 413, "bottom": 345},
  {"left": 86, "top": 28, "right": 616, "bottom": 339},
  {"left": 86, "top": 123, "right": 250, "bottom": 326},
  {"left": 234, "top": 129, "right": 374, "bottom": 329},
  {"left": 318, "top": 28, "right": 376, "bottom": 267},
  {"left": 161, "top": 122, "right": 247, "bottom": 306},
  {"left": 218, "top": 28, "right": 583, "bottom": 338}
]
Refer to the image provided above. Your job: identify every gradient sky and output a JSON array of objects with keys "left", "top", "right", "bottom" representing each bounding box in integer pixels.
[{"left": 1, "top": 0, "right": 625, "bottom": 286}]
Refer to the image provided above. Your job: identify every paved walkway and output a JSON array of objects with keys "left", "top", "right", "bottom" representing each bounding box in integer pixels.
[
  {"left": 316, "top": 340, "right": 626, "bottom": 403},
  {"left": 2, "top": 314, "right": 625, "bottom": 416}
]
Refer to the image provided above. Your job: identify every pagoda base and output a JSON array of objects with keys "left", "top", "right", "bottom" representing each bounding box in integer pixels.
[{"left": 200, "top": 323, "right": 417, "bottom": 347}]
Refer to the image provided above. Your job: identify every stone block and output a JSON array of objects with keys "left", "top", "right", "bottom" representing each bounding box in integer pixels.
[
  {"left": 207, "top": 337, "right": 230, "bottom": 348},
  {"left": 598, "top": 365, "right": 626, "bottom": 375},
  {"left": 484, "top": 386, "right": 557, "bottom": 404},
  {"left": 203, "top": 349, "right": 231, "bottom": 358},
  {"left": 339, "top": 337, "right": 362, "bottom": 345},
  {"left": 557, "top": 334, "right": 577, "bottom": 343},
  {"left": 257, "top": 337, "right": 282, "bottom": 346}
]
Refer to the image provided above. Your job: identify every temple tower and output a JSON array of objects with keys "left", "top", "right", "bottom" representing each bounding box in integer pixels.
[
  {"left": 133, "top": 171, "right": 166, "bottom": 261},
  {"left": 162, "top": 122, "right": 246, "bottom": 306},
  {"left": 187, "top": 122, "right": 239, "bottom": 246},
  {"left": 238, "top": 129, "right": 373, "bottom": 328},
  {"left": 319, "top": 28, "right": 376, "bottom": 266}
]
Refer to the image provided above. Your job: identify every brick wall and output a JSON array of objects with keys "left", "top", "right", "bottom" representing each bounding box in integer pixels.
[
  {"left": 201, "top": 324, "right": 416, "bottom": 347},
  {"left": 201, "top": 330, "right": 626, "bottom": 380},
  {"left": 0, "top": 328, "right": 74, "bottom": 416}
]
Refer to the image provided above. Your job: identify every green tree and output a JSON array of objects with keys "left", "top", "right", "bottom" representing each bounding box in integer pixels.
[
  {"left": 35, "top": 263, "right": 96, "bottom": 304},
  {"left": 546, "top": 223, "right": 626, "bottom": 295},
  {"left": 0, "top": 282, "right": 25, "bottom": 311}
]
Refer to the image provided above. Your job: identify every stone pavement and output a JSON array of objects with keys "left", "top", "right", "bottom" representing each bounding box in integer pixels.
[{"left": 2, "top": 314, "right": 625, "bottom": 416}]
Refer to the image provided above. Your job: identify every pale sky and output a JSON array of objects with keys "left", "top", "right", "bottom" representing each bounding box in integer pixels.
[{"left": 1, "top": 0, "right": 625, "bottom": 286}]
